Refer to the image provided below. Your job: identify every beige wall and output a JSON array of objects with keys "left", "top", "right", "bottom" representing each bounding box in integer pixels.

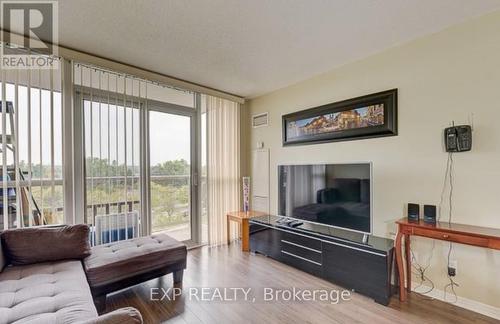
[{"left": 246, "top": 10, "right": 500, "bottom": 308}]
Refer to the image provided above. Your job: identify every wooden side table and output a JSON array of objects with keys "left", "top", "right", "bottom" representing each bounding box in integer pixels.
[
  {"left": 395, "top": 218, "right": 500, "bottom": 302},
  {"left": 226, "top": 211, "right": 267, "bottom": 252}
]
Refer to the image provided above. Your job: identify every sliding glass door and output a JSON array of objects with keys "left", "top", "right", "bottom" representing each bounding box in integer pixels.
[
  {"left": 149, "top": 110, "right": 193, "bottom": 241},
  {"left": 76, "top": 64, "right": 203, "bottom": 245},
  {"left": 81, "top": 98, "right": 200, "bottom": 244}
]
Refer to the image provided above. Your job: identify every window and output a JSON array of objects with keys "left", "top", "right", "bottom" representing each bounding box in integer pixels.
[{"left": 0, "top": 59, "right": 209, "bottom": 246}]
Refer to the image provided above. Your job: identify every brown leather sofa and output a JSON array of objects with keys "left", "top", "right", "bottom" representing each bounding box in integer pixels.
[{"left": 0, "top": 225, "right": 186, "bottom": 324}]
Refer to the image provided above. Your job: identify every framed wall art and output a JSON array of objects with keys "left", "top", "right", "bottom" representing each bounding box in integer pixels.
[{"left": 282, "top": 89, "right": 397, "bottom": 146}]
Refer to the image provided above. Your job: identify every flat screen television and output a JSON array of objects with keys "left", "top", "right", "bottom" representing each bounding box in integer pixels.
[{"left": 278, "top": 163, "right": 372, "bottom": 234}]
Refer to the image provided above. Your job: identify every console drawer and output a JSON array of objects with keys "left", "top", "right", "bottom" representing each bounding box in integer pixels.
[
  {"left": 280, "top": 249, "right": 323, "bottom": 276},
  {"left": 280, "top": 231, "right": 322, "bottom": 251},
  {"left": 412, "top": 227, "right": 489, "bottom": 246},
  {"left": 281, "top": 239, "right": 322, "bottom": 264}
]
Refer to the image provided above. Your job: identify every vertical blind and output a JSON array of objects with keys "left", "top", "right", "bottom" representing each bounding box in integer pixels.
[
  {"left": 73, "top": 64, "right": 146, "bottom": 244},
  {"left": 0, "top": 55, "right": 63, "bottom": 231}
]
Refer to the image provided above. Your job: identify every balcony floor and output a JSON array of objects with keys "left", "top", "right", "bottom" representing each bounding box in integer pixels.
[{"left": 154, "top": 223, "right": 208, "bottom": 245}]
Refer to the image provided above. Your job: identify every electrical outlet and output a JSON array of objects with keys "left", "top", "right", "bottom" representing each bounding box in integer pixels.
[{"left": 448, "top": 260, "right": 458, "bottom": 276}]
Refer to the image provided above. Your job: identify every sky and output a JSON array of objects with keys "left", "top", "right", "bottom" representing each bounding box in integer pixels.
[{"left": 149, "top": 111, "right": 190, "bottom": 165}]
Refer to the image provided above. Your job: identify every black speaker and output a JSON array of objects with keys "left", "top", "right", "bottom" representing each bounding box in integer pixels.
[
  {"left": 423, "top": 205, "right": 437, "bottom": 223},
  {"left": 407, "top": 203, "right": 420, "bottom": 221}
]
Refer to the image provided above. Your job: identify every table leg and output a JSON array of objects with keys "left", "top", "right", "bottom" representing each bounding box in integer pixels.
[
  {"left": 395, "top": 229, "right": 406, "bottom": 302},
  {"left": 241, "top": 219, "right": 249, "bottom": 252},
  {"left": 405, "top": 234, "right": 411, "bottom": 293},
  {"left": 227, "top": 218, "right": 231, "bottom": 245}
]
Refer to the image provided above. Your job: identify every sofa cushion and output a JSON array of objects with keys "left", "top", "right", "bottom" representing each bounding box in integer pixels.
[
  {"left": 0, "top": 260, "right": 98, "bottom": 324},
  {"left": 84, "top": 234, "right": 186, "bottom": 288},
  {"left": 1, "top": 225, "right": 91, "bottom": 266}
]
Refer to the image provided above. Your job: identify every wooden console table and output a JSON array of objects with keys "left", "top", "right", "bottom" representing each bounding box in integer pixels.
[
  {"left": 227, "top": 211, "right": 267, "bottom": 252},
  {"left": 395, "top": 218, "right": 500, "bottom": 301}
]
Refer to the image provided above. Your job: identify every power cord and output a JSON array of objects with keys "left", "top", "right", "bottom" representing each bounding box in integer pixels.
[
  {"left": 410, "top": 152, "right": 459, "bottom": 301},
  {"left": 444, "top": 241, "right": 459, "bottom": 303},
  {"left": 437, "top": 152, "right": 452, "bottom": 222},
  {"left": 410, "top": 247, "right": 435, "bottom": 297},
  {"left": 443, "top": 152, "right": 459, "bottom": 303},
  {"left": 411, "top": 151, "right": 451, "bottom": 297}
]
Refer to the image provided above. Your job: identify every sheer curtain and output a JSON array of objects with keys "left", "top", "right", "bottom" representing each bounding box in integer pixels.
[{"left": 206, "top": 95, "right": 241, "bottom": 246}]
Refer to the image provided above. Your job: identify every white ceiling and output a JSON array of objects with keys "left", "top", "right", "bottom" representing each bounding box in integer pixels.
[{"left": 59, "top": 0, "right": 500, "bottom": 98}]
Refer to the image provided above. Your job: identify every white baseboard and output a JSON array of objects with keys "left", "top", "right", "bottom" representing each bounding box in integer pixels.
[{"left": 411, "top": 284, "right": 500, "bottom": 320}]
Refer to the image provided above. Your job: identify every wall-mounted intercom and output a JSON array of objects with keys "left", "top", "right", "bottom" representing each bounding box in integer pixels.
[{"left": 444, "top": 125, "right": 472, "bottom": 152}]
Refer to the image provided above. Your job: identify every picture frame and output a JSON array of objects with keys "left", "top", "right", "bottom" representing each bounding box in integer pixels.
[{"left": 282, "top": 89, "right": 398, "bottom": 146}]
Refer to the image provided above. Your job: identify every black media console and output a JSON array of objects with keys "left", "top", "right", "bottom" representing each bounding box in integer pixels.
[{"left": 249, "top": 215, "right": 394, "bottom": 305}]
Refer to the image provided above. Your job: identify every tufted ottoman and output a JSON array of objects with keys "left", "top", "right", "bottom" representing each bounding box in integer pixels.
[{"left": 84, "top": 234, "right": 187, "bottom": 310}]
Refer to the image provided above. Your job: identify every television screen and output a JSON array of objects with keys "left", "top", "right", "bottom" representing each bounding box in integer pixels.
[{"left": 278, "top": 163, "right": 371, "bottom": 233}]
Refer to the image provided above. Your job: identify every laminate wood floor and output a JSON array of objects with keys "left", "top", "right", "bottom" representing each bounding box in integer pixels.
[{"left": 104, "top": 244, "right": 498, "bottom": 324}]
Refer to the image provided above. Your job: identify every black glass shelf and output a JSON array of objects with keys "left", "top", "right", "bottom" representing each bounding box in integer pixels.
[{"left": 250, "top": 214, "right": 393, "bottom": 253}]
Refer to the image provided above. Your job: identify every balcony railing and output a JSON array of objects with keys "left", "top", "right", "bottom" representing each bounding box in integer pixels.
[{"left": 1, "top": 174, "right": 198, "bottom": 244}]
